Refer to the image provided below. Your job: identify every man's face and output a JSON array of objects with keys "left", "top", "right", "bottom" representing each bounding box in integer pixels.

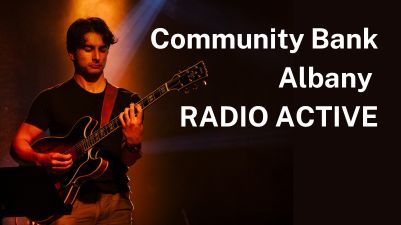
[{"left": 70, "top": 32, "right": 109, "bottom": 77}]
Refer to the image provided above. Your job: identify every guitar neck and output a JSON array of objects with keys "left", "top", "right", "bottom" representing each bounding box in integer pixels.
[
  {"left": 138, "top": 83, "right": 170, "bottom": 110},
  {"left": 75, "top": 83, "right": 171, "bottom": 152}
]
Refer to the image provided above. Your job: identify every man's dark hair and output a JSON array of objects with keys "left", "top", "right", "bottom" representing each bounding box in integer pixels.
[{"left": 66, "top": 17, "right": 117, "bottom": 53}]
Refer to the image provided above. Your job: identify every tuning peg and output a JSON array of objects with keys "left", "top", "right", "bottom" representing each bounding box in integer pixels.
[
  {"left": 202, "top": 80, "right": 207, "bottom": 86},
  {"left": 184, "top": 88, "right": 190, "bottom": 94}
]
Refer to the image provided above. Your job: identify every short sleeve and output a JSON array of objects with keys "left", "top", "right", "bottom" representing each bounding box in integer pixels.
[{"left": 25, "top": 90, "right": 51, "bottom": 130}]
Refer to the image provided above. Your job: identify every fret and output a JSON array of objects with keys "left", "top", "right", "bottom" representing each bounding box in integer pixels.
[
  {"left": 154, "top": 90, "right": 161, "bottom": 98},
  {"left": 110, "top": 121, "right": 115, "bottom": 129},
  {"left": 147, "top": 94, "right": 155, "bottom": 103},
  {"left": 158, "top": 86, "right": 164, "bottom": 95},
  {"left": 159, "top": 85, "right": 167, "bottom": 95},
  {"left": 109, "top": 121, "right": 114, "bottom": 129},
  {"left": 142, "top": 98, "right": 149, "bottom": 108}
]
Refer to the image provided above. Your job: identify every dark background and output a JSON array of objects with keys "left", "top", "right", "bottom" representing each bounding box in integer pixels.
[
  {"left": 292, "top": 1, "right": 399, "bottom": 225},
  {"left": 0, "top": 0, "right": 398, "bottom": 225}
]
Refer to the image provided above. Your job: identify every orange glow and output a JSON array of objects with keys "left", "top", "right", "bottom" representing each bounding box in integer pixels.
[{"left": 67, "top": 0, "right": 128, "bottom": 30}]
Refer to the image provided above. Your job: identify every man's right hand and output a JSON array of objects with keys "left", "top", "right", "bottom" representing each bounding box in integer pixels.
[
  {"left": 12, "top": 123, "right": 73, "bottom": 173},
  {"left": 35, "top": 152, "right": 73, "bottom": 173}
]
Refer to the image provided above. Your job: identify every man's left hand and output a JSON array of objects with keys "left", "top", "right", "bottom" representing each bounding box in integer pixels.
[{"left": 119, "top": 103, "right": 143, "bottom": 146}]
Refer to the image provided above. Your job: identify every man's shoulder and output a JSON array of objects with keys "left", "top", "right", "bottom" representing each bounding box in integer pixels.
[
  {"left": 117, "top": 87, "right": 137, "bottom": 96},
  {"left": 34, "top": 80, "right": 72, "bottom": 99}
]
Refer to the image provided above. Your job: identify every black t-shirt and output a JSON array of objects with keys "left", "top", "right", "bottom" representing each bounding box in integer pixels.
[{"left": 25, "top": 78, "right": 140, "bottom": 195}]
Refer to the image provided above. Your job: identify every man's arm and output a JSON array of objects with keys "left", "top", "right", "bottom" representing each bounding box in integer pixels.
[
  {"left": 12, "top": 123, "right": 73, "bottom": 172},
  {"left": 119, "top": 103, "right": 144, "bottom": 166},
  {"left": 121, "top": 140, "right": 142, "bottom": 166}
]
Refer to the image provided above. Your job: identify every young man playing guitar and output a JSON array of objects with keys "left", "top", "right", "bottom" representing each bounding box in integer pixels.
[{"left": 11, "top": 17, "right": 143, "bottom": 224}]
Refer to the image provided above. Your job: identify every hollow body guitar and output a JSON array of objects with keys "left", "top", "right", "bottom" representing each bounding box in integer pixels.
[{"left": 29, "top": 61, "right": 208, "bottom": 224}]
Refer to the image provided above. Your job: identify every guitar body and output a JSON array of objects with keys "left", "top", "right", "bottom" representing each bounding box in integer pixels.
[{"left": 30, "top": 116, "right": 109, "bottom": 224}]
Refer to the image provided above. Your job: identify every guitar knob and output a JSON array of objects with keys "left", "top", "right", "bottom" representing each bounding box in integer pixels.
[{"left": 202, "top": 80, "right": 207, "bottom": 86}]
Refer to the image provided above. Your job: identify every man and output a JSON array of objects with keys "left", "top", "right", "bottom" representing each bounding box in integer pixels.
[{"left": 11, "top": 17, "right": 143, "bottom": 224}]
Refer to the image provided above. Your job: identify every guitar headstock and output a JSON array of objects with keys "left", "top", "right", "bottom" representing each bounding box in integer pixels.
[{"left": 167, "top": 61, "right": 208, "bottom": 93}]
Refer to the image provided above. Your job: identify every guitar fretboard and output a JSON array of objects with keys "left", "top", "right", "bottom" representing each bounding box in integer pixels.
[
  {"left": 140, "top": 83, "right": 169, "bottom": 109},
  {"left": 73, "top": 83, "right": 170, "bottom": 154}
]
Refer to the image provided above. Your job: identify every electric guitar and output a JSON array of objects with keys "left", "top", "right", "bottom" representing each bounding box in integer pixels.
[{"left": 28, "top": 61, "right": 208, "bottom": 224}]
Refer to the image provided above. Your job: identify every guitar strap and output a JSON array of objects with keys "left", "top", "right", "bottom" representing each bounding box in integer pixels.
[{"left": 100, "top": 82, "right": 118, "bottom": 128}]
